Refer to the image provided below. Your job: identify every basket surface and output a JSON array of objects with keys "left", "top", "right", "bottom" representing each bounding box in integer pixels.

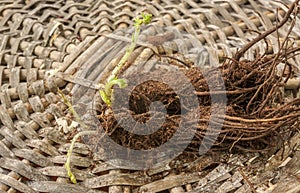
[{"left": 0, "top": 0, "right": 299, "bottom": 193}]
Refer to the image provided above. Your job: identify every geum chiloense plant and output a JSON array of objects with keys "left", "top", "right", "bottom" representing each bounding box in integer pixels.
[
  {"left": 61, "top": 13, "right": 152, "bottom": 183},
  {"left": 100, "top": 13, "right": 152, "bottom": 105}
]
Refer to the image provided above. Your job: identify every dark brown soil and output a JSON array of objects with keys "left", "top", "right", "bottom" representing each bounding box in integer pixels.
[{"left": 96, "top": 54, "right": 299, "bottom": 157}]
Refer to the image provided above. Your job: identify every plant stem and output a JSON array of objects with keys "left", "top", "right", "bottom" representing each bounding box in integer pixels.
[
  {"left": 100, "top": 13, "right": 152, "bottom": 106},
  {"left": 107, "top": 24, "right": 141, "bottom": 83},
  {"left": 58, "top": 89, "right": 97, "bottom": 183},
  {"left": 65, "top": 130, "right": 97, "bottom": 184},
  {"left": 58, "top": 89, "right": 86, "bottom": 128}
]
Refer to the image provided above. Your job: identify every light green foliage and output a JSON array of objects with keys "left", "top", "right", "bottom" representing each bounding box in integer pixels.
[
  {"left": 65, "top": 130, "right": 96, "bottom": 184},
  {"left": 100, "top": 78, "right": 128, "bottom": 106},
  {"left": 58, "top": 89, "right": 96, "bottom": 183},
  {"left": 100, "top": 13, "right": 152, "bottom": 105}
]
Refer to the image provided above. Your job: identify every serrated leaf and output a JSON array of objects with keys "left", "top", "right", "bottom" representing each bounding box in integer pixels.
[{"left": 111, "top": 78, "right": 128, "bottom": 88}]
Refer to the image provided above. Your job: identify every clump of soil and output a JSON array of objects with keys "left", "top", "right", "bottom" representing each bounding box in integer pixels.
[{"left": 97, "top": 52, "right": 299, "bottom": 155}]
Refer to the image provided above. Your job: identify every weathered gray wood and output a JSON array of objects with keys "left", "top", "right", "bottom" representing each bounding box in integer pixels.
[
  {"left": 0, "top": 158, "right": 48, "bottom": 181},
  {"left": 51, "top": 155, "right": 92, "bottom": 167},
  {"left": 27, "top": 139, "right": 60, "bottom": 156},
  {"left": 45, "top": 104, "right": 65, "bottom": 119},
  {"left": 109, "top": 170, "right": 123, "bottom": 193},
  {"left": 17, "top": 83, "right": 29, "bottom": 102},
  {"left": 0, "top": 140, "right": 14, "bottom": 158},
  {"left": 31, "top": 80, "right": 45, "bottom": 97},
  {"left": 100, "top": 157, "right": 173, "bottom": 171},
  {"left": 13, "top": 101, "right": 31, "bottom": 122},
  {"left": 39, "top": 166, "right": 95, "bottom": 181},
  {"left": 144, "top": 160, "right": 172, "bottom": 176},
  {"left": 13, "top": 148, "right": 53, "bottom": 167},
  {"left": 10, "top": 67, "right": 21, "bottom": 88},
  {"left": 14, "top": 121, "right": 39, "bottom": 140},
  {"left": 92, "top": 162, "right": 117, "bottom": 174},
  {"left": 284, "top": 150, "right": 300, "bottom": 175},
  {"left": 270, "top": 135, "right": 300, "bottom": 193},
  {"left": 0, "top": 173, "right": 36, "bottom": 193},
  {"left": 170, "top": 186, "right": 185, "bottom": 193},
  {"left": 0, "top": 105, "right": 14, "bottom": 129},
  {"left": 266, "top": 132, "right": 300, "bottom": 171},
  {"left": 59, "top": 35, "right": 97, "bottom": 73},
  {"left": 137, "top": 173, "right": 203, "bottom": 193},
  {"left": 0, "top": 126, "right": 27, "bottom": 148},
  {"left": 30, "top": 112, "right": 51, "bottom": 127},
  {"left": 0, "top": 89, "right": 11, "bottom": 108},
  {"left": 234, "top": 185, "right": 251, "bottom": 193},
  {"left": 215, "top": 171, "right": 243, "bottom": 193},
  {"left": 29, "top": 181, "right": 103, "bottom": 193},
  {"left": 58, "top": 142, "right": 90, "bottom": 155},
  {"left": 192, "top": 155, "right": 246, "bottom": 192},
  {"left": 28, "top": 96, "right": 45, "bottom": 112},
  {"left": 84, "top": 172, "right": 151, "bottom": 188},
  {"left": 195, "top": 163, "right": 237, "bottom": 190},
  {"left": 44, "top": 92, "right": 60, "bottom": 104},
  {"left": 271, "top": 175, "right": 300, "bottom": 193},
  {"left": 38, "top": 127, "right": 67, "bottom": 145},
  {"left": 86, "top": 190, "right": 107, "bottom": 193}
]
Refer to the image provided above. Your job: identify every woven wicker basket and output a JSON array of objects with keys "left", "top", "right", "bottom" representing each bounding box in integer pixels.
[{"left": 0, "top": 0, "right": 299, "bottom": 193}]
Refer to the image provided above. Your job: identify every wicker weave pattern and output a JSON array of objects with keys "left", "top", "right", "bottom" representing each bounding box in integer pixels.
[{"left": 0, "top": 0, "right": 299, "bottom": 193}]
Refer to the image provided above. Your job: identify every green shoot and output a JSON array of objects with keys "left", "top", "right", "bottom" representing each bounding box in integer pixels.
[
  {"left": 65, "top": 130, "right": 96, "bottom": 183},
  {"left": 58, "top": 89, "right": 96, "bottom": 183},
  {"left": 99, "top": 78, "right": 128, "bottom": 106},
  {"left": 58, "top": 89, "right": 84, "bottom": 127},
  {"left": 100, "top": 13, "right": 152, "bottom": 105}
]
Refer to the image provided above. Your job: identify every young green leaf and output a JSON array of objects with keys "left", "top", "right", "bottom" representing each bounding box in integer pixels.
[{"left": 100, "top": 13, "right": 152, "bottom": 106}]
